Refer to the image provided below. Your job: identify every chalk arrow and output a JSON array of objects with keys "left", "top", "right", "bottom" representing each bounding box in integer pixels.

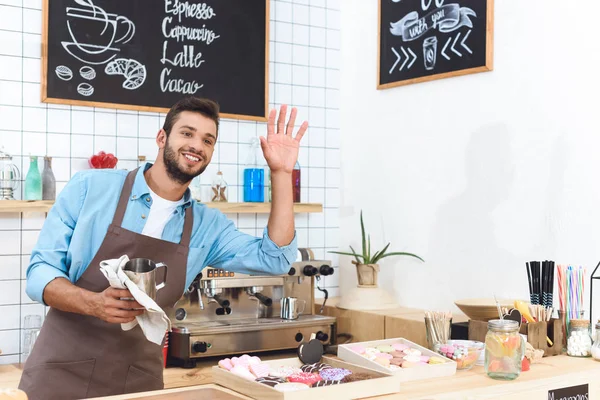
[
  {"left": 461, "top": 30, "right": 473, "bottom": 54},
  {"left": 442, "top": 37, "right": 452, "bottom": 60},
  {"left": 399, "top": 47, "right": 409, "bottom": 71},
  {"left": 451, "top": 32, "right": 462, "bottom": 57},
  {"left": 407, "top": 47, "right": 417, "bottom": 69},
  {"left": 389, "top": 47, "right": 402, "bottom": 75}
]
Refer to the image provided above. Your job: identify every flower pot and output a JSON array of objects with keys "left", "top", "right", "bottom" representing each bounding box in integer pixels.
[{"left": 355, "top": 263, "right": 380, "bottom": 287}]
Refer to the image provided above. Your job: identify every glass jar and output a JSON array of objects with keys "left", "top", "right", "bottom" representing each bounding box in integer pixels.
[
  {"left": 567, "top": 319, "right": 592, "bottom": 357},
  {"left": 42, "top": 156, "right": 56, "bottom": 200},
  {"left": 592, "top": 321, "right": 600, "bottom": 361},
  {"left": 24, "top": 156, "right": 42, "bottom": 200},
  {"left": 211, "top": 171, "right": 228, "bottom": 202},
  {"left": 484, "top": 319, "right": 525, "bottom": 381}
]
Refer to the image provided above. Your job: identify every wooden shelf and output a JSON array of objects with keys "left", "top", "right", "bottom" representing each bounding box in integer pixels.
[
  {"left": 0, "top": 200, "right": 323, "bottom": 214},
  {"left": 0, "top": 200, "right": 54, "bottom": 213}
]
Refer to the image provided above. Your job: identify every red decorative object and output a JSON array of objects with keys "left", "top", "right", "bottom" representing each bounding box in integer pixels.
[{"left": 89, "top": 151, "right": 118, "bottom": 169}]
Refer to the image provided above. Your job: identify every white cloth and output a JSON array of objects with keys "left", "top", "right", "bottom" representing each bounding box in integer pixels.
[
  {"left": 99, "top": 255, "right": 171, "bottom": 345},
  {"left": 141, "top": 188, "right": 183, "bottom": 239}
]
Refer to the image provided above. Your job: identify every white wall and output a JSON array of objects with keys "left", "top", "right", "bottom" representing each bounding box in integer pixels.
[
  {"left": 0, "top": 0, "right": 341, "bottom": 364},
  {"left": 339, "top": 0, "right": 600, "bottom": 315}
]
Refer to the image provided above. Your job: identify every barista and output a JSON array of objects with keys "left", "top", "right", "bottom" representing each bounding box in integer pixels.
[{"left": 18, "top": 97, "right": 308, "bottom": 400}]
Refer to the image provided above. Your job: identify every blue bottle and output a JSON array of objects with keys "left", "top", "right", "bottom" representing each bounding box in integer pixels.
[{"left": 243, "top": 138, "right": 264, "bottom": 202}]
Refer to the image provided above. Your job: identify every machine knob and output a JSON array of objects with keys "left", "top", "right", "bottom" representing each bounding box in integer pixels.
[
  {"left": 303, "top": 265, "right": 318, "bottom": 276},
  {"left": 315, "top": 331, "right": 329, "bottom": 342},
  {"left": 288, "top": 267, "right": 296, "bottom": 276},
  {"left": 319, "top": 265, "right": 334, "bottom": 276},
  {"left": 192, "top": 341, "right": 208, "bottom": 353}
]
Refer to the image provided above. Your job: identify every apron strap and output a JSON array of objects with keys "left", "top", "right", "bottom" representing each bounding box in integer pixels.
[
  {"left": 180, "top": 205, "right": 193, "bottom": 247},
  {"left": 112, "top": 168, "right": 139, "bottom": 226}
]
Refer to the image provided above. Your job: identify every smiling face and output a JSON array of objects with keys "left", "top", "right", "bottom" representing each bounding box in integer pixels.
[{"left": 158, "top": 111, "right": 217, "bottom": 184}]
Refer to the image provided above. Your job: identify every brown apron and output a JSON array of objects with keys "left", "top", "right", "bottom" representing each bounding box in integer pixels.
[{"left": 19, "top": 168, "right": 193, "bottom": 400}]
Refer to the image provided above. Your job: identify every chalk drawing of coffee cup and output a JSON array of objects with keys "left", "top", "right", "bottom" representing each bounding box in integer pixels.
[
  {"left": 423, "top": 36, "right": 437, "bottom": 71},
  {"left": 61, "top": 0, "right": 135, "bottom": 65}
]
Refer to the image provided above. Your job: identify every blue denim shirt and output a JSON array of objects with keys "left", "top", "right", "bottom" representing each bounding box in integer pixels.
[{"left": 26, "top": 164, "right": 297, "bottom": 305}]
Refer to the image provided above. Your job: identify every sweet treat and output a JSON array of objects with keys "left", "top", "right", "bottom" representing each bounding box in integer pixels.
[
  {"left": 428, "top": 356, "right": 447, "bottom": 365},
  {"left": 249, "top": 363, "right": 270, "bottom": 378},
  {"left": 218, "top": 358, "right": 233, "bottom": 370},
  {"left": 230, "top": 365, "right": 256, "bottom": 380},
  {"left": 342, "top": 372, "right": 375, "bottom": 383},
  {"left": 255, "top": 376, "right": 287, "bottom": 387},
  {"left": 231, "top": 356, "right": 249, "bottom": 367},
  {"left": 273, "top": 382, "right": 310, "bottom": 392},
  {"left": 350, "top": 345, "right": 366, "bottom": 354},
  {"left": 312, "top": 380, "right": 342, "bottom": 387},
  {"left": 420, "top": 356, "right": 430, "bottom": 363},
  {"left": 374, "top": 357, "right": 390, "bottom": 367},
  {"left": 392, "top": 343, "right": 409, "bottom": 352},
  {"left": 401, "top": 360, "right": 420, "bottom": 368},
  {"left": 390, "top": 357, "right": 404, "bottom": 366},
  {"left": 249, "top": 356, "right": 261, "bottom": 365},
  {"left": 389, "top": 364, "right": 401, "bottom": 371},
  {"left": 376, "top": 345, "right": 394, "bottom": 353},
  {"left": 320, "top": 367, "right": 352, "bottom": 381},
  {"left": 301, "top": 362, "right": 332, "bottom": 373},
  {"left": 390, "top": 351, "right": 406, "bottom": 358},
  {"left": 288, "top": 372, "right": 323, "bottom": 386},
  {"left": 270, "top": 366, "right": 302, "bottom": 378},
  {"left": 403, "top": 348, "right": 422, "bottom": 357},
  {"left": 403, "top": 355, "right": 421, "bottom": 363},
  {"left": 364, "top": 347, "right": 379, "bottom": 355},
  {"left": 374, "top": 352, "right": 393, "bottom": 360}
]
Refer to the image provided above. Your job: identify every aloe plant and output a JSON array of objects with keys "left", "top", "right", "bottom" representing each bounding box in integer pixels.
[{"left": 329, "top": 211, "right": 424, "bottom": 265}]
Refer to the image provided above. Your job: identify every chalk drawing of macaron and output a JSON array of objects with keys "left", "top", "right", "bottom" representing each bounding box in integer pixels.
[
  {"left": 55, "top": 65, "right": 73, "bottom": 81},
  {"left": 79, "top": 66, "right": 96, "bottom": 80},
  {"left": 77, "top": 83, "right": 94, "bottom": 96}
]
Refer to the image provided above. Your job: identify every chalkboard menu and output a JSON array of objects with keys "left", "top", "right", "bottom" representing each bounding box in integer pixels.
[
  {"left": 42, "top": 0, "right": 269, "bottom": 121},
  {"left": 378, "top": 0, "right": 493, "bottom": 89}
]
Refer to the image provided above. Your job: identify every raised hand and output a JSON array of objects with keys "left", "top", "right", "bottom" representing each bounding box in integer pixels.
[{"left": 259, "top": 105, "right": 308, "bottom": 174}]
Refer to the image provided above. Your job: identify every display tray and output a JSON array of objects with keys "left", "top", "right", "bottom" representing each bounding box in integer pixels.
[
  {"left": 337, "top": 337, "right": 457, "bottom": 382},
  {"left": 212, "top": 355, "right": 401, "bottom": 400}
]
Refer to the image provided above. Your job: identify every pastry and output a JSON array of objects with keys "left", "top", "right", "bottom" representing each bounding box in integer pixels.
[
  {"left": 273, "top": 382, "right": 310, "bottom": 392},
  {"left": 301, "top": 362, "right": 332, "bottom": 373},
  {"left": 403, "top": 348, "right": 422, "bottom": 357},
  {"left": 230, "top": 365, "right": 255, "bottom": 380},
  {"left": 403, "top": 355, "right": 422, "bottom": 363},
  {"left": 401, "top": 360, "right": 420, "bottom": 368},
  {"left": 105, "top": 58, "right": 146, "bottom": 90},
  {"left": 312, "top": 380, "right": 342, "bottom": 387},
  {"left": 392, "top": 343, "right": 409, "bottom": 352},
  {"left": 218, "top": 358, "right": 233, "bottom": 370},
  {"left": 255, "top": 376, "right": 287, "bottom": 387},
  {"left": 320, "top": 367, "right": 352, "bottom": 381},
  {"left": 249, "top": 363, "right": 270, "bottom": 378},
  {"left": 350, "top": 345, "right": 366, "bottom": 354},
  {"left": 390, "top": 357, "right": 404, "bottom": 366},
  {"left": 288, "top": 372, "right": 322, "bottom": 386},
  {"left": 376, "top": 345, "right": 394, "bottom": 353},
  {"left": 420, "top": 356, "right": 430, "bottom": 363},
  {"left": 390, "top": 351, "right": 406, "bottom": 358},
  {"left": 374, "top": 357, "right": 390, "bottom": 367},
  {"left": 342, "top": 372, "right": 375, "bottom": 383},
  {"left": 428, "top": 356, "right": 447, "bottom": 365},
  {"left": 374, "top": 352, "right": 393, "bottom": 359},
  {"left": 270, "top": 366, "right": 302, "bottom": 378}
]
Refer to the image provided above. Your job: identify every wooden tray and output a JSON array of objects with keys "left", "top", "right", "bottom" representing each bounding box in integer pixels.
[
  {"left": 212, "top": 356, "right": 401, "bottom": 400},
  {"left": 337, "top": 338, "right": 457, "bottom": 382}
]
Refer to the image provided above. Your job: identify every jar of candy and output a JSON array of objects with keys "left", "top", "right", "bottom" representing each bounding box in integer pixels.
[
  {"left": 484, "top": 319, "right": 525, "bottom": 380},
  {"left": 592, "top": 321, "right": 600, "bottom": 361},
  {"left": 567, "top": 319, "right": 592, "bottom": 357}
]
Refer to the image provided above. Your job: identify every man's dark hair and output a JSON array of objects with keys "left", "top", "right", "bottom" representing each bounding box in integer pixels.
[{"left": 162, "top": 97, "right": 220, "bottom": 136}]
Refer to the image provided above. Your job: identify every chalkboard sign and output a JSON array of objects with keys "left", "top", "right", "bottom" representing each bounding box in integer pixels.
[
  {"left": 377, "top": 0, "right": 493, "bottom": 89},
  {"left": 42, "top": 0, "right": 269, "bottom": 121}
]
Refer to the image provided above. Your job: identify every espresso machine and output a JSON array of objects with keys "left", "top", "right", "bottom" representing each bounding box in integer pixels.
[{"left": 167, "top": 250, "right": 337, "bottom": 367}]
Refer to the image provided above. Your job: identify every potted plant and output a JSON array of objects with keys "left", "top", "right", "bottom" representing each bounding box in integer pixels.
[{"left": 330, "top": 211, "right": 424, "bottom": 287}]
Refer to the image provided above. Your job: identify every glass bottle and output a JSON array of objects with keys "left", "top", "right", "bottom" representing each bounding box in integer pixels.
[
  {"left": 42, "top": 156, "right": 56, "bottom": 200},
  {"left": 592, "top": 321, "right": 600, "bottom": 361},
  {"left": 292, "top": 161, "right": 301, "bottom": 203},
  {"left": 189, "top": 175, "right": 202, "bottom": 202},
  {"left": 243, "top": 138, "right": 264, "bottom": 202},
  {"left": 484, "top": 319, "right": 525, "bottom": 380},
  {"left": 211, "top": 171, "right": 228, "bottom": 202},
  {"left": 24, "top": 156, "right": 42, "bottom": 200},
  {"left": 567, "top": 319, "right": 592, "bottom": 357}
]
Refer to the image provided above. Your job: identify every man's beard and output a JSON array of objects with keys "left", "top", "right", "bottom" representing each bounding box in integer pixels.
[{"left": 163, "top": 140, "right": 207, "bottom": 185}]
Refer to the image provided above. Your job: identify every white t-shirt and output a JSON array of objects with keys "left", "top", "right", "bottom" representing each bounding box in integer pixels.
[{"left": 141, "top": 188, "right": 184, "bottom": 239}]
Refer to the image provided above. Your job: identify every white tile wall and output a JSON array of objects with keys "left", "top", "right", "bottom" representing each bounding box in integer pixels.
[{"left": 0, "top": 0, "right": 341, "bottom": 364}]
